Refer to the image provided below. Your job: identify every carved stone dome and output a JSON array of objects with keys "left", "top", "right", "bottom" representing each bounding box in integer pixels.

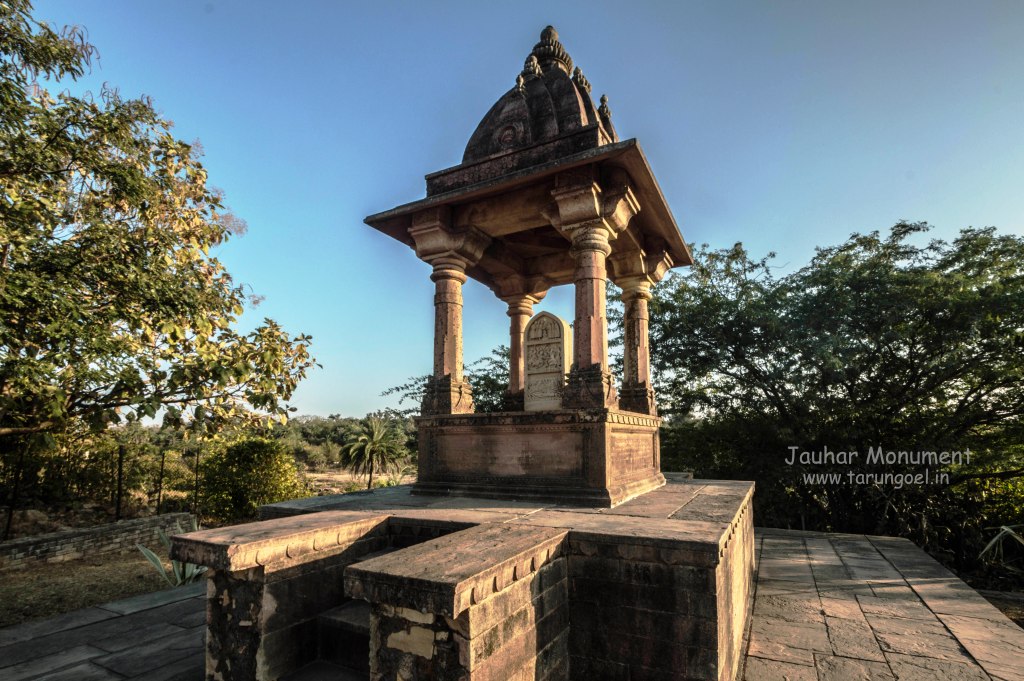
[{"left": 462, "top": 26, "right": 618, "bottom": 164}]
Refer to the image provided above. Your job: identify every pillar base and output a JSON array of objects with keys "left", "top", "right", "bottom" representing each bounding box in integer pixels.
[
  {"left": 618, "top": 384, "right": 657, "bottom": 416},
  {"left": 562, "top": 365, "right": 618, "bottom": 409},
  {"left": 422, "top": 375, "right": 475, "bottom": 415},
  {"left": 502, "top": 390, "right": 525, "bottom": 412}
]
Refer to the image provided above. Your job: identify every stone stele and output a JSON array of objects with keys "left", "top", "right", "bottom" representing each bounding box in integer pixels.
[{"left": 523, "top": 311, "right": 571, "bottom": 411}]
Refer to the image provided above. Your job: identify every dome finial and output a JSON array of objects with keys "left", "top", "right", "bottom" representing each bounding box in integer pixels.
[{"left": 530, "top": 25, "right": 573, "bottom": 74}]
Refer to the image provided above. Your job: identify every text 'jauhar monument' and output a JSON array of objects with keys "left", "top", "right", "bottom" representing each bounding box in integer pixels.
[{"left": 174, "top": 27, "right": 755, "bottom": 681}]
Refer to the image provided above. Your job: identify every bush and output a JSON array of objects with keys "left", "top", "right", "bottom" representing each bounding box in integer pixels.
[{"left": 201, "top": 438, "right": 306, "bottom": 522}]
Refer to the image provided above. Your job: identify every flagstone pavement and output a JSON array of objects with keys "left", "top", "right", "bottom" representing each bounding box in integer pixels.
[{"left": 1, "top": 528, "right": 1021, "bottom": 680}]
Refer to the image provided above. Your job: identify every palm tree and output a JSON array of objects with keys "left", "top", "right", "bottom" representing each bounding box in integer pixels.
[{"left": 339, "top": 414, "right": 406, "bottom": 490}]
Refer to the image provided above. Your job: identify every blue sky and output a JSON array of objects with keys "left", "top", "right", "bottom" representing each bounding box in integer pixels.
[{"left": 34, "top": 1, "right": 1024, "bottom": 417}]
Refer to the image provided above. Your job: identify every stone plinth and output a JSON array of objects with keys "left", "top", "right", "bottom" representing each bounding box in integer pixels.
[
  {"left": 414, "top": 409, "right": 665, "bottom": 506},
  {"left": 174, "top": 479, "right": 755, "bottom": 681}
]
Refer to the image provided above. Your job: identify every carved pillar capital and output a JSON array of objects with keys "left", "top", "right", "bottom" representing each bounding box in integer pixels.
[
  {"left": 617, "top": 276, "right": 653, "bottom": 302},
  {"left": 411, "top": 209, "right": 485, "bottom": 416},
  {"left": 547, "top": 174, "right": 641, "bottom": 410},
  {"left": 409, "top": 207, "right": 491, "bottom": 271}
]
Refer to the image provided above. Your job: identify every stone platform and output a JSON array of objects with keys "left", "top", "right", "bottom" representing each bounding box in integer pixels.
[
  {"left": 172, "top": 477, "right": 754, "bottom": 680},
  {"left": 4, "top": 523, "right": 1023, "bottom": 680},
  {"left": 414, "top": 409, "right": 665, "bottom": 506}
]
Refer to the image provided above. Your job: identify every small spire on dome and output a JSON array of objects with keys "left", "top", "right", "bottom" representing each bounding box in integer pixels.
[
  {"left": 598, "top": 94, "right": 612, "bottom": 120},
  {"left": 531, "top": 25, "right": 573, "bottom": 74},
  {"left": 572, "top": 66, "right": 591, "bottom": 94},
  {"left": 521, "top": 54, "right": 543, "bottom": 80}
]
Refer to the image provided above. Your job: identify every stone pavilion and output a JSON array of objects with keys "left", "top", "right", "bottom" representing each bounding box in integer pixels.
[
  {"left": 365, "top": 26, "right": 693, "bottom": 507},
  {"left": 174, "top": 27, "right": 755, "bottom": 681}
]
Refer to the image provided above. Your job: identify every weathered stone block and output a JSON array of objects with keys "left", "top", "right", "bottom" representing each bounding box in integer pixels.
[{"left": 415, "top": 409, "right": 664, "bottom": 506}]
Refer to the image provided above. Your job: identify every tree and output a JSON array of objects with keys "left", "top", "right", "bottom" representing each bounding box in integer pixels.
[
  {"left": 201, "top": 438, "right": 305, "bottom": 522},
  {"left": 647, "top": 223, "right": 1024, "bottom": 575},
  {"left": 465, "top": 345, "right": 511, "bottom": 413},
  {"left": 0, "top": 0, "right": 316, "bottom": 441},
  {"left": 339, "top": 414, "right": 407, "bottom": 489}
]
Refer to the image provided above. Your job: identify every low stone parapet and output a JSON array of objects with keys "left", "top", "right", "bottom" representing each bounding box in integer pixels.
[
  {"left": 346, "top": 523, "right": 569, "bottom": 680},
  {"left": 173, "top": 511, "right": 392, "bottom": 681},
  {"left": 0, "top": 512, "right": 193, "bottom": 571},
  {"left": 174, "top": 479, "right": 755, "bottom": 681}
]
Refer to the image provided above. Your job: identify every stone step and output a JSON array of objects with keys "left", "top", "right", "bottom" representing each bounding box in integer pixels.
[
  {"left": 320, "top": 600, "right": 370, "bottom": 636},
  {"left": 281, "top": 659, "right": 366, "bottom": 681},
  {"left": 318, "top": 600, "right": 370, "bottom": 672}
]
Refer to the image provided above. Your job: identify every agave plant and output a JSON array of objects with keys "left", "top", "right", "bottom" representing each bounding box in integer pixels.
[
  {"left": 979, "top": 525, "right": 1024, "bottom": 575},
  {"left": 137, "top": 517, "right": 207, "bottom": 587}
]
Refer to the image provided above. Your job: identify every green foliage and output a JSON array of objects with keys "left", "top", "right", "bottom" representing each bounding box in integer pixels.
[
  {"left": 0, "top": 0, "right": 316, "bottom": 441},
  {"left": 380, "top": 375, "right": 430, "bottom": 417},
  {"left": 382, "top": 346, "right": 512, "bottom": 416},
  {"left": 267, "top": 414, "right": 354, "bottom": 472},
  {"left": 339, "top": 415, "right": 408, "bottom": 490},
  {"left": 648, "top": 223, "right": 1024, "bottom": 576},
  {"left": 200, "top": 438, "right": 306, "bottom": 522},
  {"left": 465, "top": 345, "right": 512, "bottom": 413},
  {"left": 136, "top": 516, "right": 206, "bottom": 587}
]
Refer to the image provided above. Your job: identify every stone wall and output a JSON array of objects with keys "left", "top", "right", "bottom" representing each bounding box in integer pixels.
[
  {"left": 346, "top": 523, "right": 570, "bottom": 681},
  {"left": 178, "top": 480, "right": 755, "bottom": 681},
  {"left": 0, "top": 512, "right": 194, "bottom": 571}
]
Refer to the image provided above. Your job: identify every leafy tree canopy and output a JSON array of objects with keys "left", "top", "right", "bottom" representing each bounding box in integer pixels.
[
  {"left": 201, "top": 437, "right": 305, "bottom": 522},
  {"left": 0, "top": 1, "right": 315, "bottom": 439},
  {"left": 651, "top": 223, "right": 1024, "bottom": 571}
]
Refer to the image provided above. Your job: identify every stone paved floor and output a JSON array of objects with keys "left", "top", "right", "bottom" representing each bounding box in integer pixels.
[
  {"left": 744, "top": 529, "right": 1024, "bottom": 681},
  {"left": 2, "top": 529, "right": 1021, "bottom": 680},
  {"left": 0, "top": 581, "right": 205, "bottom": 680}
]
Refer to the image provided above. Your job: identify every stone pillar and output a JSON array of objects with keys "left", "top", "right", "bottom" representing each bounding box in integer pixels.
[
  {"left": 564, "top": 226, "right": 618, "bottom": 408},
  {"left": 618, "top": 276, "right": 657, "bottom": 415},
  {"left": 408, "top": 208, "right": 491, "bottom": 415},
  {"left": 501, "top": 293, "right": 541, "bottom": 411},
  {"left": 426, "top": 260, "right": 473, "bottom": 414},
  {"left": 548, "top": 173, "right": 639, "bottom": 409}
]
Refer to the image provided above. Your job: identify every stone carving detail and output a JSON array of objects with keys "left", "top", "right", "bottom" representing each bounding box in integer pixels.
[
  {"left": 522, "top": 312, "right": 571, "bottom": 411},
  {"left": 527, "top": 315, "right": 559, "bottom": 340},
  {"left": 526, "top": 375, "right": 561, "bottom": 400},
  {"left": 526, "top": 343, "right": 561, "bottom": 371}
]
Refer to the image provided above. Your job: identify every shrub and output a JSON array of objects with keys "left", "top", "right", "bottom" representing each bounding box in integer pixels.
[{"left": 201, "top": 438, "right": 306, "bottom": 522}]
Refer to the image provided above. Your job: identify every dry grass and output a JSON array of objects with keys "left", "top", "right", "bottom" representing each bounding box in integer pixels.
[{"left": 0, "top": 547, "right": 173, "bottom": 629}]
